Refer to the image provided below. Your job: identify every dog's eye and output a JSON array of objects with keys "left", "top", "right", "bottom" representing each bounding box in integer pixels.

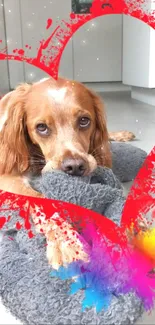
[
  {"left": 79, "top": 117, "right": 90, "bottom": 128},
  {"left": 36, "top": 123, "right": 49, "bottom": 135}
]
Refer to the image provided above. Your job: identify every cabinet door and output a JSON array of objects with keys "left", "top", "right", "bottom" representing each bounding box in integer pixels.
[
  {"left": 122, "top": 15, "right": 151, "bottom": 87},
  {"left": 0, "top": 0, "right": 10, "bottom": 94},
  {"left": 73, "top": 14, "right": 123, "bottom": 82},
  {"left": 122, "top": 12, "right": 155, "bottom": 88},
  {"left": 3, "top": 0, "right": 25, "bottom": 89},
  {"left": 4, "top": 0, "right": 73, "bottom": 88}
]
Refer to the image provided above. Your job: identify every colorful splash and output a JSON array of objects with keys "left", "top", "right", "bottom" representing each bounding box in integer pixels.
[
  {"left": 51, "top": 224, "right": 155, "bottom": 312},
  {"left": 0, "top": 0, "right": 155, "bottom": 315},
  {"left": 49, "top": 147, "right": 155, "bottom": 313}
]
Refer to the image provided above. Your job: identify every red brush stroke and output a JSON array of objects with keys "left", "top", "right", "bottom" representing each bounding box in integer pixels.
[
  {"left": 0, "top": 144, "right": 154, "bottom": 247},
  {"left": 0, "top": 0, "right": 154, "bottom": 248},
  {"left": 0, "top": 187, "right": 125, "bottom": 242},
  {"left": 121, "top": 147, "right": 155, "bottom": 228}
]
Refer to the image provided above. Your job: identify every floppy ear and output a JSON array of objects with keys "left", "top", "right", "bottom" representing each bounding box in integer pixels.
[
  {"left": 88, "top": 89, "right": 112, "bottom": 168},
  {"left": 0, "top": 83, "right": 31, "bottom": 174}
]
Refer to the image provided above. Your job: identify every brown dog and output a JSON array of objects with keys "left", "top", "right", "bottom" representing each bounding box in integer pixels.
[{"left": 0, "top": 77, "right": 135, "bottom": 269}]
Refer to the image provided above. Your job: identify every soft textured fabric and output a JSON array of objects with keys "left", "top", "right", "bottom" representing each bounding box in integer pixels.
[
  {"left": 0, "top": 143, "right": 147, "bottom": 325},
  {"left": 110, "top": 142, "right": 147, "bottom": 182},
  {"left": 31, "top": 166, "right": 124, "bottom": 225}
]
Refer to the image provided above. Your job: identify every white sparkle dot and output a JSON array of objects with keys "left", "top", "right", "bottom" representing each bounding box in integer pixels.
[
  {"left": 26, "top": 22, "right": 33, "bottom": 29},
  {"left": 80, "top": 69, "right": 82, "bottom": 72},
  {"left": 32, "top": 12, "right": 35, "bottom": 15},
  {"left": 82, "top": 40, "right": 86, "bottom": 44},
  {"left": 139, "top": 130, "right": 141, "bottom": 134},
  {"left": 97, "top": 57, "right": 99, "bottom": 61},
  {"left": 1, "top": 4, "right": 3, "bottom": 6},
  {"left": 44, "top": 5, "right": 46, "bottom": 8},
  {"left": 28, "top": 72, "right": 35, "bottom": 79},
  {"left": 136, "top": 119, "right": 138, "bottom": 122},
  {"left": 91, "top": 23, "right": 95, "bottom": 27},
  {"left": 87, "top": 29, "right": 90, "bottom": 32},
  {"left": 8, "top": 9, "right": 11, "bottom": 13}
]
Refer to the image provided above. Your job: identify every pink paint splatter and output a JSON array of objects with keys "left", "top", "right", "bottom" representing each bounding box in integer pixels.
[
  {"left": 46, "top": 18, "right": 52, "bottom": 29},
  {"left": 0, "top": 217, "right": 7, "bottom": 229},
  {"left": 16, "top": 221, "right": 22, "bottom": 230}
]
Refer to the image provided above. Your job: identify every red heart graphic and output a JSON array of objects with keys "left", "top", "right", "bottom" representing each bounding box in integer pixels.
[
  {"left": 0, "top": 0, "right": 154, "bottom": 248},
  {"left": 0, "top": 0, "right": 155, "bottom": 309}
]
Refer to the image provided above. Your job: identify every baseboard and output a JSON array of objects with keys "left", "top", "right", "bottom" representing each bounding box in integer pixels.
[
  {"left": 83, "top": 82, "right": 131, "bottom": 93},
  {"left": 131, "top": 87, "right": 155, "bottom": 106}
]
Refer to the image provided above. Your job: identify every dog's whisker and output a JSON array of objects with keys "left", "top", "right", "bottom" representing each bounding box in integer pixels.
[
  {"left": 90, "top": 146, "right": 104, "bottom": 156},
  {"left": 29, "top": 158, "right": 45, "bottom": 163}
]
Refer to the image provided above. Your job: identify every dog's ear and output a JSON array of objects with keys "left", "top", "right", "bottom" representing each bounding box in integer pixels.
[
  {"left": 88, "top": 89, "right": 112, "bottom": 168},
  {"left": 0, "top": 83, "right": 31, "bottom": 174}
]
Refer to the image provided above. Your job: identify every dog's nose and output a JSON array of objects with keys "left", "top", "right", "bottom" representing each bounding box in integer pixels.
[{"left": 61, "top": 158, "right": 86, "bottom": 176}]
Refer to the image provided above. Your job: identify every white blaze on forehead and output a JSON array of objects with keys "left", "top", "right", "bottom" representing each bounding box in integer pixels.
[{"left": 47, "top": 87, "right": 67, "bottom": 103}]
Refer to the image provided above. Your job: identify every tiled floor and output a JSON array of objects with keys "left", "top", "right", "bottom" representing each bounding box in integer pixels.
[
  {"left": 0, "top": 90, "right": 155, "bottom": 324},
  {"left": 103, "top": 90, "right": 155, "bottom": 154}
]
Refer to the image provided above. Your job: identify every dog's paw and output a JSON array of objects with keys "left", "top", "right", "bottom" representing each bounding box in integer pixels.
[
  {"left": 109, "top": 131, "right": 136, "bottom": 142},
  {"left": 46, "top": 222, "right": 89, "bottom": 270}
]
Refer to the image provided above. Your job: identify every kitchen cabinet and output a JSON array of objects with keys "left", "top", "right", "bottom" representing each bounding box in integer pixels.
[
  {"left": 3, "top": 0, "right": 123, "bottom": 88},
  {"left": 123, "top": 0, "right": 155, "bottom": 88},
  {"left": 73, "top": 14, "right": 122, "bottom": 82}
]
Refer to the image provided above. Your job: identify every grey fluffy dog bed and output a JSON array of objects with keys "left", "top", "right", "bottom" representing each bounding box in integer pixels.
[{"left": 0, "top": 143, "right": 147, "bottom": 325}]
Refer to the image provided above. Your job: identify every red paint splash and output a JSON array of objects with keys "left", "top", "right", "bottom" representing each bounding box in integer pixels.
[
  {"left": 16, "top": 221, "right": 22, "bottom": 230},
  {"left": 7, "top": 216, "right": 11, "bottom": 222},
  {"left": 28, "top": 230, "right": 35, "bottom": 239},
  {"left": 46, "top": 18, "right": 52, "bottom": 29},
  {"left": 0, "top": 217, "right": 7, "bottom": 229},
  {"left": 18, "top": 49, "right": 25, "bottom": 56}
]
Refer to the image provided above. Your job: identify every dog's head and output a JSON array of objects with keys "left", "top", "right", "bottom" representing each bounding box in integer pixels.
[{"left": 0, "top": 77, "right": 111, "bottom": 176}]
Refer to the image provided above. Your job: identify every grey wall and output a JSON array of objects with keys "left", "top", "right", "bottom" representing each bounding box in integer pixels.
[{"left": 0, "top": 0, "right": 10, "bottom": 94}]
